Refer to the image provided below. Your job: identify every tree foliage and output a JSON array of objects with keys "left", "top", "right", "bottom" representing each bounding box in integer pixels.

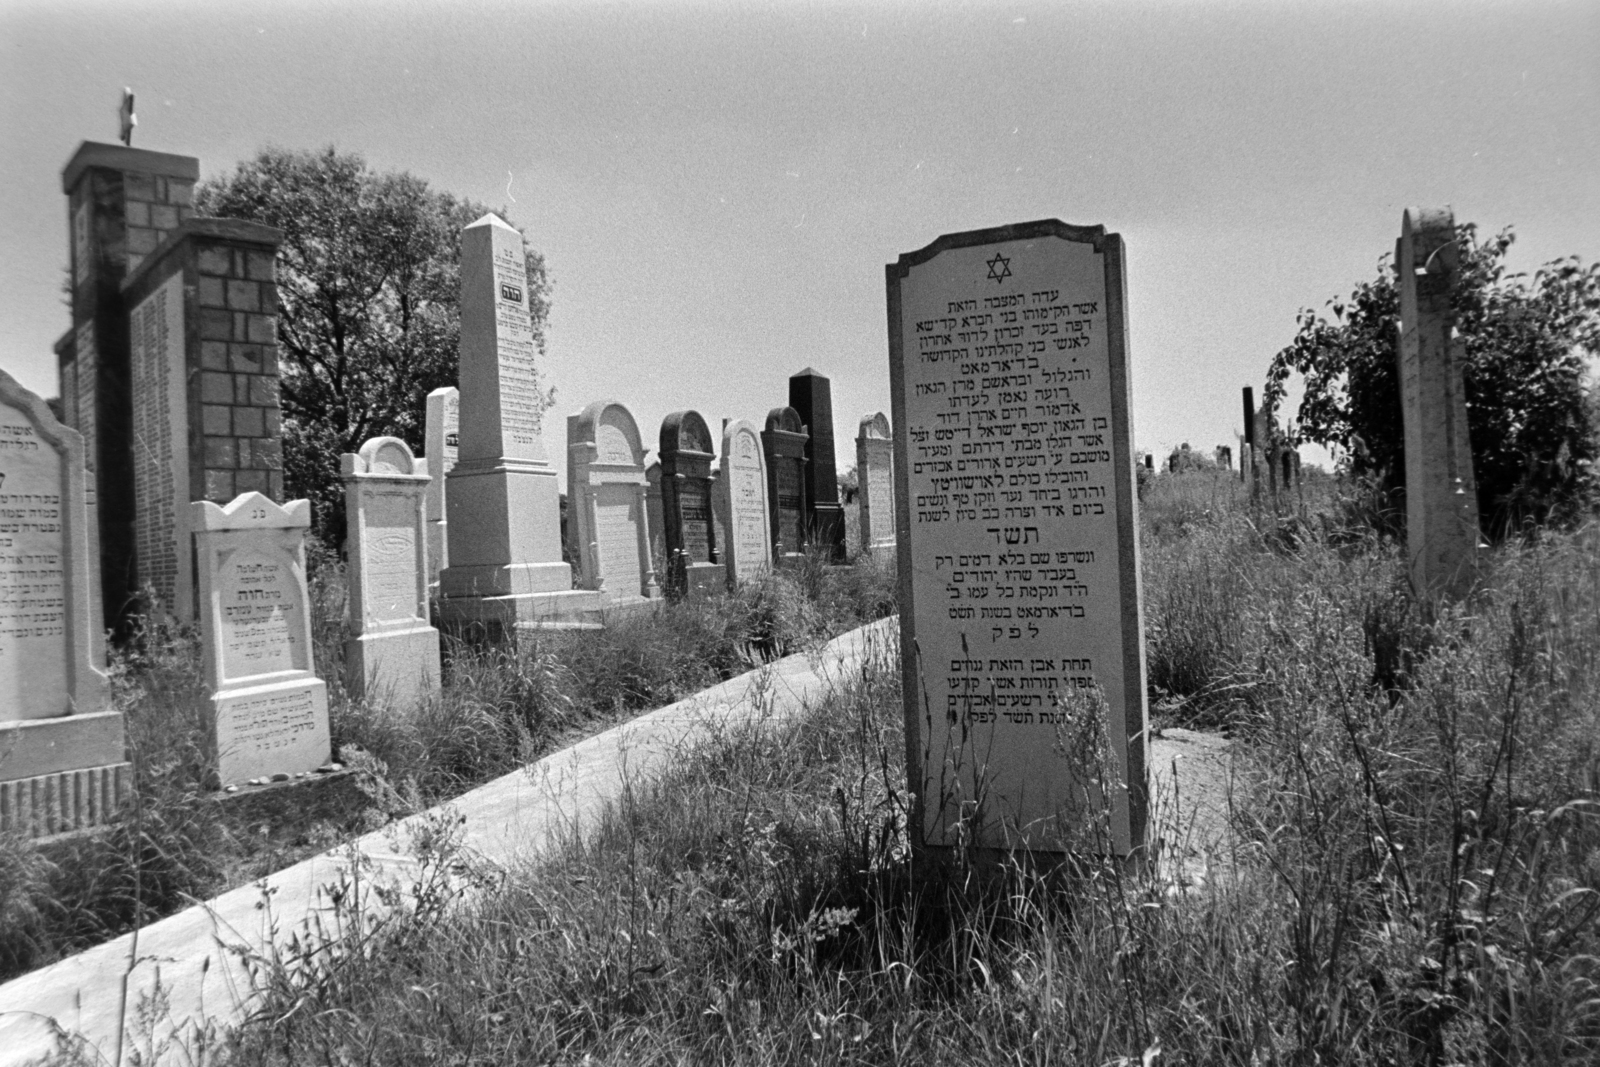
[
  {"left": 1266, "top": 225, "right": 1600, "bottom": 537},
  {"left": 197, "top": 147, "right": 552, "bottom": 542}
]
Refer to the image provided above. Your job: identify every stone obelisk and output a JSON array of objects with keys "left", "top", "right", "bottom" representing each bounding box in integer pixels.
[{"left": 439, "top": 214, "right": 598, "bottom": 635}]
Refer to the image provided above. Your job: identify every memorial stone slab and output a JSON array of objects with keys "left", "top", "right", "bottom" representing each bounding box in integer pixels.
[
  {"left": 719, "top": 418, "right": 772, "bottom": 585},
  {"left": 887, "top": 219, "right": 1148, "bottom": 859},
  {"left": 565, "top": 401, "right": 658, "bottom": 603},
  {"left": 644, "top": 461, "right": 665, "bottom": 569},
  {"left": 856, "top": 411, "right": 897, "bottom": 558},
  {"left": 1397, "top": 207, "right": 1479, "bottom": 606},
  {"left": 192, "top": 493, "right": 329, "bottom": 786},
  {"left": 761, "top": 407, "right": 809, "bottom": 563},
  {"left": 789, "top": 369, "right": 848, "bottom": 561},
  {"left": 423, "top": 386, "right": 459, "bottom": 586},
  {"left": 659, "top": 410, "right": 722, "bottom": 598},
  {"left": 342, "top": 437, "right": 441, "bottom": 708},
  {"left": 0, "top": 370, "right": 127, "bottom": 837},
  {"left": 440, "top": 215, "right": 598, "bottom": 633}
]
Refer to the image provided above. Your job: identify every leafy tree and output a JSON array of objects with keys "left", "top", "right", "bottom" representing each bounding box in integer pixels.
[
  {"left": 197, "top": 147, "right": 552, "bottom": 543},
  {"left": 1266, "top": 225, "right": 1600, "bottom": 537}
]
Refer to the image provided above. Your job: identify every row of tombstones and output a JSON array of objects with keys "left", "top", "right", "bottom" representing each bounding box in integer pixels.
[{"left": 424, "top": 386, "right": 898, "bottom": 602}]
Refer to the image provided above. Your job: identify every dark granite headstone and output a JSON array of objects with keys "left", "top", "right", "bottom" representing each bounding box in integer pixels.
[
  {"left": 659, "top": 410, "right": 720, "bottom": 598},
  {"left": 788, "top": 368, "right": 847, "bottom": 561},
  {"left": 761, "top": 407, "right": 809, "bottom": 562}
]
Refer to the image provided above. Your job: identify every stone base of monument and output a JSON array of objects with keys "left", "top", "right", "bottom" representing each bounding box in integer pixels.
[
  {"left": 214, "top": 766, "right": 363, "bottom": 825},
  {"left": 679, "top": 561, "right": 724, "bottom": 601},
  {"left": 0, "top": 712, "right": 131, "bottom": 837},
  {"left": 438, "top": 588, "right": 607, "bottom": 639},
  {"left": 867, "top": 542, "right": 898, "bottom": 567},
  {"left": 345, "top": 625, "right": 443, "bottom": 710},
  {"left": 0, "top": 761, "right": 131, "bottom": 838},
  {"left": 212, "top": 677, "right": 332, "bottom": 790}
]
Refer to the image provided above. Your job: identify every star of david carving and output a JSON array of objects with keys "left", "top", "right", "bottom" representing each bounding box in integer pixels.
[{"left": 986, "top": 253, "right": 1012, "bottom": 285}]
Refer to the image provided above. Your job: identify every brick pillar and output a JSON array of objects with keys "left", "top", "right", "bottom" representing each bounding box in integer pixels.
[
  {"left": 120, "top": 218, "right": 286, "bottom": 621},
  {"left": 60, "top": 141, "right": 200, "bottom": 632}
]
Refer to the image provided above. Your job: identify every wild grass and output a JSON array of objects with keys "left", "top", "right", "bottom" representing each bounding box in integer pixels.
[
  {"left": 0, "top": 546, "right": 895, "bottom": 984},
  {"left": 206, "top": 469, "right": 1600, "bottom": 1065}
]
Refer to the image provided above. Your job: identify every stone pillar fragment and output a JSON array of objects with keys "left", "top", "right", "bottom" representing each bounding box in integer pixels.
[
  {"left": 423, "top": 386, "right": 459, "bottom": 587},
  {"left": 342, "top": 438, "right": 441, "bottom": 709},
  {"left": 1397, "top": 207, "right": 1479, "bottom": 605}
]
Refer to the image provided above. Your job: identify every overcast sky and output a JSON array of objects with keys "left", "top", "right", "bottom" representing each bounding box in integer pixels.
[{"left": 3, "top": 0, "right": 1596, "bottom": 484}]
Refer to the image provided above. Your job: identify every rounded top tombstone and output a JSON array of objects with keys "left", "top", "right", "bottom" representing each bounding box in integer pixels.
[
  {"left": 358, "top": 436, "right": 417, "bottom": 476},
  {"left": 859, "top": 412, "right": 891, "bottom": 440},
  {"left": 765, "top": 406, "right": 803, "bottom": 436},
  {"left": 572, "top": 400, "right": 645, "bottom": 468},
  {"left": 661, "top": 410, "right": 713, "bottom": 457}
]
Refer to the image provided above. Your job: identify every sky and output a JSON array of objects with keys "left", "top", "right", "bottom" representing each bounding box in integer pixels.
[{"left": 2, "top": 0, "right": 1597, "bottom": 487}]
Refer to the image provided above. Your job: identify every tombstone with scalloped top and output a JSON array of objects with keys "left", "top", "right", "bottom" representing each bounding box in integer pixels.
[
  {"left": 343, "top": 437, "right": 440, "bottom": 708},
  {"left": 565, "top": 401, "right": 659, "bottom": 604},
  {"left": 192, "top": 492, "right": 329, "bottom": 786}
]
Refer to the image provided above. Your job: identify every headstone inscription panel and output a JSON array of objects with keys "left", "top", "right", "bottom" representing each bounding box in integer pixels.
[
  {"left": 566, "top": 401, "right": 657, "bottom": 601},
  {"left": 424, "top": 386, "right": 459, "bottom": 585},
  {"left": 1397, "top": 208, "right": 1479, "bottom": 606},
  {"left": 342, "top": 437, "right": 441, "bottom": 708},
  {"left": 888, "top": 219, "right": 1148, "bottom": 858},
  {"left": 761, "top": 407, "right": 809, "bottom": 562},
  {"left": 659, "top": 410, "right": 721, "bottom": 598},
  {"left": 719, "top": 419, "right": 772, "bottom": 585},
  {"left": 856, "top": 411, "right": 897, "bottom": 556},
  {"left": 0, "top": 370, "right": 127, "bottom": 837},
  {"left": 192, "top": 493, "right": 329, "bottom": 786}
]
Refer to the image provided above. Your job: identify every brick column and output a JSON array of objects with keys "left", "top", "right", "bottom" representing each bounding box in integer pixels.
[
  {"left": 120, "top": 218, "right": 285, "bottom": 620},
  {"left": 60, "top": 141, "right": 199, "bottom": 631}
]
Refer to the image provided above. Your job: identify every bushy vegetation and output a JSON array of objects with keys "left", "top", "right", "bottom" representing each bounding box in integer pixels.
[
  {"left": 0, "top": 548, "right": 895, "bottom": 984},
  {"left": 202, "top": 470, "right": 1599, "bottom": 1066}
]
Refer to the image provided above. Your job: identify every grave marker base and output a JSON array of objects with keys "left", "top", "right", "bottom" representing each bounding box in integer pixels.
[
  {"left": 0, "top": 761, "right": 129, "bottom": 837},
  {"left": 212, "top": 677, "right": 331, "bottom": 788},
  {"left": 346, "top": 625, "right": 442, "bottom": 707},
  {"left": 438, "top": 588, "right": 607, "bottom": 638}
]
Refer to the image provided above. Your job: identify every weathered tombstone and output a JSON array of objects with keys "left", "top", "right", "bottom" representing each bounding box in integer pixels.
[
  {"left": 719, "top": 418, "right": 772, "bottom": 585},
  {"left": 0, "top": 370, "right": 128, "bottom": 837},
  {"left": 709, "top": 467, "right": 729, "bottom": 572},
  {"left": 342, "top": 437, "right": 441, "bottom": 708},
  {"left": 887, "top": 219, "right": 1148, "bottom": 860},
  {"left": 643, "top": 460, "right": 666, "bottom": 568},
  {"left": 761, "top": 407, "right": 809, "bottom": 562},
  {"left": 192, "top": 493, "right": 330, "bottom": 787},
  {"left": 856, "top": 412, "right": 897, "bottom": 558},
  {"left": 565, "top": 401, "right": 658, "bottom": 603},
  {"left": 659, "top": 410, "right": 721, "bottom": 598},
  {"left": 1397, "top": 208, "right": 1479, "bottom": 606},
  {"left": 1215, "top": 444, "right": 1232, "bottom": 470},
  {"left": 439, "top": 215, "right": 598, "bottom": 634},
  {"left": 789, "top": 369, "right": 847, "bottom": 561},
  {"left": 423, "top": 386, "right": 459, "bottom": 587}
]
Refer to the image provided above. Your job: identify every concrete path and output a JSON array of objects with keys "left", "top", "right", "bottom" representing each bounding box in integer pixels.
[
  {"left": 0, "top": 620, "right": 897, "bottom": 1066},
  {"left": 0, "top": 618, "right": 1234, "bottom": 1065}
]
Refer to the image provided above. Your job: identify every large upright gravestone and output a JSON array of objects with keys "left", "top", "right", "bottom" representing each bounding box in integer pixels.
[
  {"left": 0, "top": 371, "right": 128, "bottom": 837},
  {"left": 888, "top": 219, "right": 1148, "bottom": 860},
  {"left": 423, "top": 386, "right": 460, "bottom": 588},
  {"left": 439, "top": 215, "right": 599, "bottom": 633},
  {"left": 342, "top": 437, "right": 441, "bottom": 708},
  {"left": 761, "top": 407, "right": 809, "bottom": 563},
  {"left": 192, "top": 493, "right": 330, "bottom": 787},
  {"left": 565, "top": 400, "right": 659, "bottom": 603},
  {"left": 718, "top": 418, "right": 772, "bottom": 585},
  {"left": 1397, "top": 208, "right": 1479, "bottom": 606},
  {"left": 659, "top": 410, "right": 721, "bottom": 598},
  {"left": 856, "top": 411, "right": 896, "bottom": 558},
  {"left": 789, "top": 369, "right": 848, "bottom": 561}
]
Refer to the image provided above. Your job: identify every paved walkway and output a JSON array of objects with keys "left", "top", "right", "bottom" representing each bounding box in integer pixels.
[{"left": 0, "top": 618, "right": 1234, "bottom": 1065}]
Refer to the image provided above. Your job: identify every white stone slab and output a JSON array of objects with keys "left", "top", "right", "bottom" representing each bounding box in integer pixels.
[
  {"left": 566, "top": 401, "right": 657, "bottom": 601},
  {"left": 887, "top": 220, "right": 1148, "bottom": 857},
  {"left": 342, "top": 437, "right": 441, "bottom": 708},
  {"left": 192, "top": 493, "right": 329, "bottom": 785},
  {"left": 423, "top": 385, "right": 459, "bottom": 584},
  {"left": 856, "top": 411, "right": 896, "bottom": 554},
  {"left": 719, "top": 418, "right": 771, "bottom": 584}
]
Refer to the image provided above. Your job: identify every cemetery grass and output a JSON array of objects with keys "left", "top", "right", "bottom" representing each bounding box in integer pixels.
[
  {"left": 217, "top": 470, "right": 1600, "bottom": 1066},
  {"left": 0, "top": 547, "right": 896, "bottom": 984}
]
